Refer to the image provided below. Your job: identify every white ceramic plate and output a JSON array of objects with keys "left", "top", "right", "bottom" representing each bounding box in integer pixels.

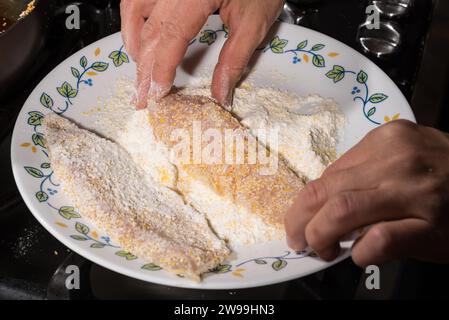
[{"left": 11, "top": 15, "right": 415, "bottom": 289}]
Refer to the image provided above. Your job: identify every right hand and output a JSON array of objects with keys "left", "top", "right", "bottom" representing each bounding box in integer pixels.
[{"left": 120, "top": 0, "right": 284, "bottom": 109}]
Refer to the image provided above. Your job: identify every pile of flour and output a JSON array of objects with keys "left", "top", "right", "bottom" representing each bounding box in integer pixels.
[{"left": 81, "top": 79, "right": 344, "bottom": 187}]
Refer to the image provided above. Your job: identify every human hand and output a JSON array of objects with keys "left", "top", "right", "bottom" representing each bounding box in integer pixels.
[
  {"left": 285, "top": 120, "right": 449, "bottom": 267},
  {"left": 120, "top": 0, "right": 284, "bottom": 109}
]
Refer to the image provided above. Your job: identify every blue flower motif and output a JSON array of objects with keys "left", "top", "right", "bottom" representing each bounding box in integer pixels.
[
  {"left": 351, "top": 86, "right": 361, "bottom": 95},
  {"left": 82, "top": 78, "right": 93, "bottom": 86},
  {"left": 47, "top": 188, "right": 58, "bottom": 195},
  {"left": 101, "top": 236, "right": 111, "bottom": 242},
  {"left": 292, "top": 56, "right": 301, "bottom": 64}
]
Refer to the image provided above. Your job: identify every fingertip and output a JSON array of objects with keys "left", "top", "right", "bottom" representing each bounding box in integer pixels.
[
  {"left": 135, "top": 99, "right": 147, "bottom": 110},
  {"left": 317, "top": 244, "right": 341, "bottom": 262},
  {"left": 286, "top": 235, "right": 307, "bottom": 252}
]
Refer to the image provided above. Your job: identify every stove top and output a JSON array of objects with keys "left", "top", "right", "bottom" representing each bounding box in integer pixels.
[{"left": 1, "top": 0, "right": 448, "bottom": 300}]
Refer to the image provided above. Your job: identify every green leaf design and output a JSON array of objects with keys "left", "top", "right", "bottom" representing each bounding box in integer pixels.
[
  {"left": 91, "top": 62, "right": 109, "bottom": 72},
  {"left": 125, "top": 253, "right": 138, "bottom": 260},
  {"left": 141, "top": 263, "right": 162, "bottom": 271},
  {"left": 254, "top": 259, "right": 267, "bottom": 265},
  {"left": 297, "top": 40, "right": 308, "bottom": 50},
  {"left": 35, "top": 191, "right": 48, "bottom": 202},
  {"left": 59, "top": 206, "right": 81, "bottom": 220},
  {"left": 57, "top": 81, "right": 77, "bottom": 99},
  {"left": 28, "top": 117, "right": 42, "bottom": 126},
  {"left": 199, "top": 30, "right": 217, "bottom": 45},
  {"left": 210, "top": 264, "right": 232, "bottom": 273},
  {"left": 70, "top": 235, "right": 88, "bottom": 241},
  {"left": 325, "top": 65, "right": 345, "bottom": 83},
  {"left": 90, "top": 243, "right": 105, "bottom": 248},
  {"left": 357, "top": 70, "right": 368, "bottom": 84},
  {"left": 40, "top": 93, "right": 53, "bottom": 109},
  {"left": 369, "top": 93, "right": 388, "bottom": 104},
  {"left": 270, "top": 36, "right": 288, "bottom": 54},
  {"left": 115, "top": 250, "right": 128, "bottom": 257},
  {"left": 41, "top": 163, "right": 51, "bottom": 169},
  {"left": 71, "top": 67, "right": 80, "bottom": 78},
  {"left": 32, "top": 133, "right": 46, "bottom": 148},
  {"left": 108, "top": 51, "right": 129, "bottom": 67},
  {"left": 311, "top": 43, "right": 325, "bottom": 51},
  {"left": 24, "top": 166, "right": 44, "bottom": 178},
  {"left": 115, "top": 250, "right": 137, "bottom": 260},
  {"left": 272, "top": 259, "right": 287, "bottom": 271},
  {"left": 75, "top": 222, "right": 89, "bottom": 235},
  {"left": 223, "top": 25, "right": 230, "bottom": 38},
  {"left": 28, "top": 111, "right": 45, "bottom": 126},
  {"left": 312, "top": 54, "right": 325, "bottom": 68},
  {"left": 28, "top": 111, "right": 44, "bottom": 118},
  {"left": 80, "top": 56, "right": 88, "bottom": 68},
  {"left": 367, "top": 107, "right": 376, "bottom": 117}
]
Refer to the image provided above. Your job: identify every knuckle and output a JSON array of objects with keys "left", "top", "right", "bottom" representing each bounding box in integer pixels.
[
  {"left": 385, "top": 145, "right": 425, "bottom": 174},
  {"left": 303, "top": 180, "right": 326, "bottom": 208},
  {"left": 382, "top": 119, "right": 418, "bottom": 139},
  {"left": 141, "top": 19, "right": 159, "bottom": 42},
  {"left": 329, "top": 194, "right": 353, "bottom": 224},
  {"left": 161, "top": 21, "right": 187, "bottom": 42},
  {"left": 398, "top": 149, "right": 425, "bottom": 171},
  {"left": 369, "top": 224, "right": 394, "bottom": 254}
]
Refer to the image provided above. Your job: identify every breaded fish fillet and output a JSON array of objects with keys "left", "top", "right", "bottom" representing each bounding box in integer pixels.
[
  {"left": 43, "top": 113, "right": 229, "bottom": 281},
  {"left": 149, "top": 94, "right": 306, "bottom": 246}
]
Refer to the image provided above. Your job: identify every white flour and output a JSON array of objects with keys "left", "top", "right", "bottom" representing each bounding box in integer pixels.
[
  {"left": 84, "top": 80, "right": 345, "bottom": 183},
  {"left": 179, "top": 82, "right": 345, "bottom": 181},
  {"left": 76, "top": 79, "right": 345, "bottom": 247}
]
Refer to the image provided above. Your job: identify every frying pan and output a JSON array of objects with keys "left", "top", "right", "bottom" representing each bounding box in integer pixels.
[{"left": 0, "top": 0, "right": 51, "bottom": 99}]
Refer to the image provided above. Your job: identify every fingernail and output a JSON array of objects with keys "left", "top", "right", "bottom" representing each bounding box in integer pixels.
[
  {"left": 286, "top": 236, "right": 305, "bottom": 251},
  {"left": 223, "top": 88, "right": 234, "bottom": 110}
]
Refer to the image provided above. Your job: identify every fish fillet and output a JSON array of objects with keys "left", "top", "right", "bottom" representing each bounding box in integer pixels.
[
  {"left": 148, "top": 94, "right": 306, "bottom": 246},
  {"left": 43, "top": 113, "right": 229, "bottom": 280}
]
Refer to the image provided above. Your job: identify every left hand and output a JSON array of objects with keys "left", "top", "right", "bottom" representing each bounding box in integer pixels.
[{"left": 284, "top": 120, "right": 449, "bottom": 267}]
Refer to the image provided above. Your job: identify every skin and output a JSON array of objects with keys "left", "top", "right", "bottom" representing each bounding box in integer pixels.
[
  {"left": 120, "top": 2, "right": 449, "bottom": 267},
  {"left": 285, "top": 120, "right": 449, "bottom": 266},
  {"left": 120, "top": 0, "right": 284, "bottom": 109}
]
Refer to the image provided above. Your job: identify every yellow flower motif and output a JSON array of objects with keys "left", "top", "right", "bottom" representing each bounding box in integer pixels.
[
  {"left": 384, "top": 113, "right": 400, "bottom": 123},
  {"left": 232, "top": 268, "right": 246, "bottom": 278},
  {"left": 94, "top": 47, "right": 101, "bottom": 56},
  {"left": 328, "top": 52, "right": 339, "bottom": 57},
  {"left": 20, "top": 142, "right": 37, "bottom": 153},
  {"left": 86, "top": 71, "right": 97, "bottom": 76},
  {"left": 91, "top": 231, "right": 99, "bottom": 239},
  {"left": 55, "top": 222, "right": 68, "bottom": 228},
  {"left": 303, "top": 54, "right": 309, "bottom": 63}
]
